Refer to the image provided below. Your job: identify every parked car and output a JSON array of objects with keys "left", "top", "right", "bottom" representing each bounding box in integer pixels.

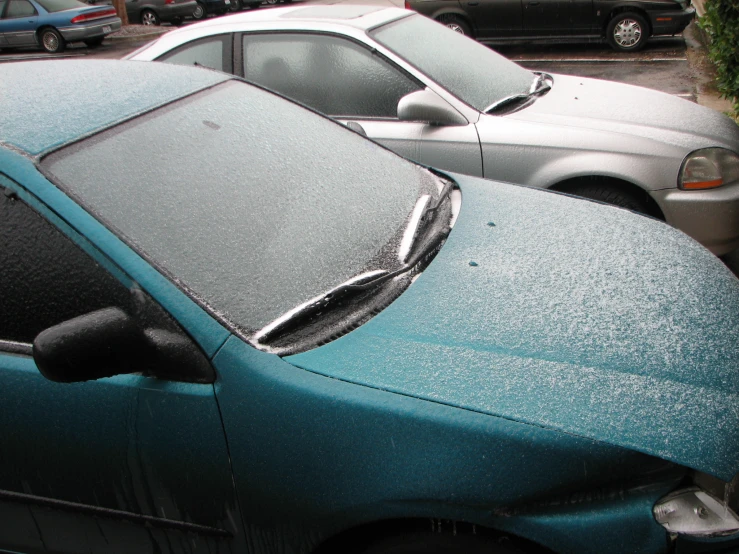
[
  {"left": 129, "top": 6, "right": 739, "bottom": 256},
  {"left": 89, "top": 0, "right": 197, "bottom": 25},
  {"left": 191, "top": 0, "right": 229, "bottom": 20},
  {"left": 3, "top": 58, "right": 739, "bottom": 554},
  {"left": 0, "top": 0, "right": 120, "bottom": 52},
  {"left": 406, "top": 0, "right": 695, "bottom": 51}
]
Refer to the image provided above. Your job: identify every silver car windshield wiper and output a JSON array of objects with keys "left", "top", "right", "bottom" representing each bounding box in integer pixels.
[{"left": 485, "top": 72, "right": 552, "bottom": 114}]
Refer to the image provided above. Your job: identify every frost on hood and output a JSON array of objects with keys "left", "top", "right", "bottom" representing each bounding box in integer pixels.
[{"left": 289, "top": 177, "right": 739, "bottom": 480}]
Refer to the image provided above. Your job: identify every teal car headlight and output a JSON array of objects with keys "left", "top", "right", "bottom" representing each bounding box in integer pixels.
[
  {"left": 654, "top": 487, "right": 739, "bottom": 537},
  {"left": 679, "top": 148, "right": 739, "bottom": 190}
]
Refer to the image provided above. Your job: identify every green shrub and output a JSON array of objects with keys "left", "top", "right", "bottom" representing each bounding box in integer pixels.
[{"left": 700, "top": 0, "right": 739, "bottom": 115}]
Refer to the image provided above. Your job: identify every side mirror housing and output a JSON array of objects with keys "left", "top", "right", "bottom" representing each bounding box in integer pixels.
[
  {"left": 33, "top": 307, "right": 150, "bottom": 383},
  {"left": 33, "top": 307, "right": 214, "bottom": 383},
  {"left": 397, "top": 89, "right": 468, "bottom": 126}
]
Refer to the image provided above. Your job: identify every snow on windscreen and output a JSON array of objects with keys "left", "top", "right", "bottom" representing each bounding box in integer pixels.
[{"left": 43, "top": 81, "right": 438, "bottom": 334}]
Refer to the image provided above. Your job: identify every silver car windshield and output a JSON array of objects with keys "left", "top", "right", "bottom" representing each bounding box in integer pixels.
[
  {"left": 42, "top": 80, "right": 438, "bottom": 335},
  {"left": 370, "top": 14, "right": 534, "bottom": 112}
]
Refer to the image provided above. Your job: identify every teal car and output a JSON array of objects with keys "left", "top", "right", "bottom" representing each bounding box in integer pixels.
[{"left": 2, "top": 60, "right": 739, "bottom": 554}]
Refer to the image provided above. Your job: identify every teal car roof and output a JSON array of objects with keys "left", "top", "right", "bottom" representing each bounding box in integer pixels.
[{"left": 0, "top": 60, "right": 230, "bottom": 156}]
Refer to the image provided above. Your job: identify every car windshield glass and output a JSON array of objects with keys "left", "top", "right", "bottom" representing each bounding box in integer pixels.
[
  {"left": 370, "top": 14, "right": 534, "bottom": 112},
  {"left": 42, "top": 80, "right": 439, "bottom": 336},
  {"left": 36, "top": 0, "right": 87, "bottom": 11}
]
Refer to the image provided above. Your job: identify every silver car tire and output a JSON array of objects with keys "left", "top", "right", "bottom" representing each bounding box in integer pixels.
[
  {"left": 606, "top": 12, "right": 649, "bottom": 52},
  {"left": 140, "top": 9, "right": 160, "bottom": 25},
  {"left": 229, "top": 0, "right": 241, "bottom": 11},
  {"left": 436, "top": 15, "right": 472, "bottom": 37},
  {"left": 560, "top": 181, "right": 651, "bottom": 216},
  {"left": 39, "top": 28, "right": 65, "bottom": 54},
  {"left": 191, "top": 2, "right": 206, "bottom": 19}
]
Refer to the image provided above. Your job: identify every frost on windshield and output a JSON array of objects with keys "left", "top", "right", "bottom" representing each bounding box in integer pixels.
[
  {"left": 0, "top": 60, "right": 228, "bottom": 155},
  {"left": 43, "top": 81, "right": 438, "bottom": 334},
  {"left": 371, "top": 14, "right": 533, "bottom": 112}
]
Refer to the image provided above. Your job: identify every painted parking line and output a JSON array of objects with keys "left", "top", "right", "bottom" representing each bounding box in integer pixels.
[
  {"left": 511, "top": 57, "right": 688, "bottom": 62},
  {"left": 0, "top": 53, "right": 84, "bottom": 62}
]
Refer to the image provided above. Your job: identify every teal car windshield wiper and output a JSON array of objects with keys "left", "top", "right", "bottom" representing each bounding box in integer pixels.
[
  {"left": 485, "top": 72, "right": 552, "bottom": 115},
  {"left": 253, "top": 183, "right": 455, "bottom": 348}
]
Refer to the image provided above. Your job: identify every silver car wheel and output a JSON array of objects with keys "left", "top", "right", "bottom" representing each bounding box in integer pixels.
[
  {"left": 446, "top": 22, "right": 465, "bottom": 34},
  {"left": 613, "top": 19, "right": 642, "bottom": 47}
]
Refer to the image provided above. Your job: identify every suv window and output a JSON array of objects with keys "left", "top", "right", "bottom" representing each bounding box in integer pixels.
[
  {"left": 5, "top": 0, "right": 37, "bottom": 17},
  {"left": 159, "top": 35, "right": 232, "bottom": 73},
  {"left": 0, "top": 185, "right": 131, "bottom": 346},
  {"left": 242, "top": 33, "right": 421, "bottom": 118}
]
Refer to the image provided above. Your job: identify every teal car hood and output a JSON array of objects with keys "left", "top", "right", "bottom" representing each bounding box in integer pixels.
[{"left": 288, "top": 175, "right": 739, "bottom": 481}]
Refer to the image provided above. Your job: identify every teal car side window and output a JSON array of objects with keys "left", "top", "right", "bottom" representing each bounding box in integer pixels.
[{"left": 0, "top": 188, "right": 131, "bottom": 347}]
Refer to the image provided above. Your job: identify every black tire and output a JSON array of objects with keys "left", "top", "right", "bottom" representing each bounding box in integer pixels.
[
  {"left": 606, "top": 12, "right": 649, "bottom": 51},
  {"left": 229, "top": 0, "right": 242, "bottom": 12},
  {"left": 346, "top": 531, "right": 530, "bottom": 554},
  {"left": 39, "top": 27, "right": 65, "bottom": 54},
  {"left": 140, "top": 8, "right": 160, "bottom": 25},
  {"left": 170, "top": 15, "right": 183, "bottom": 25},
  {"left": 83, "top": 36, "right": 104, "bottom": 47},
  {"left": 563, "top": 182, "right": 650, "bottom": 214},
  {"left": 191, "top": 1, "right": 207, "bottom": 19},
  {"left": 436, "top": 14, "right": 472, "bottom": 37}
]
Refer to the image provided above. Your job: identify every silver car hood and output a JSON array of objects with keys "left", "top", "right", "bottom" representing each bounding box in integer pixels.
[{"left": 508, "top": 74, "right": 739, "bottom": 153}]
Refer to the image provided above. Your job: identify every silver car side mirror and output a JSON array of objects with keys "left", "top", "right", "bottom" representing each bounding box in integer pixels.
[{"left": 397, "top": 89, "right": 468, "bottom": 126}]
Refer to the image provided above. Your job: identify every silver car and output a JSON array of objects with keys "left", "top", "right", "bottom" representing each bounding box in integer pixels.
[{"left": 130, "top": 5, "right": 739, "bottom": 255}]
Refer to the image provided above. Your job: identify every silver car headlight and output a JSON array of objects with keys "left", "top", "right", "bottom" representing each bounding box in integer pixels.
[
  {"left": 679, "top": 148, "right": 739, "bottom": 190},
  {"left": 654, "top": 487, "right": 739, "bottom": 537}
]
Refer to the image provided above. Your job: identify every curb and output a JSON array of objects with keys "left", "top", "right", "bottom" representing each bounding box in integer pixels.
[{"left": 106, "top": 28, "right": 169, "bottom": 43}]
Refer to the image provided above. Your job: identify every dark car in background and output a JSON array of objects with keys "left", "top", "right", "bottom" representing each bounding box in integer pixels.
[
  {"left": 0, "top": 0, "right": 120, "bottom": 52},
  {"left": 406, "top": 0, "right": 695, "bottom": 51},
  {"left": 190, "top": 0, "right": 229, "bottom": 20},
  {"left": 88, "top": 0, "right": 196, "bottom": 25}
]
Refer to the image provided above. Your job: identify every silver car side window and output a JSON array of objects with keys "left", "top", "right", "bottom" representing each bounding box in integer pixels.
[
  {"left": 158, "top": 34, "right": 231, "bottom": 73},
  {"left": 241, "top": 32, "right": 421, "bottom": 118}
]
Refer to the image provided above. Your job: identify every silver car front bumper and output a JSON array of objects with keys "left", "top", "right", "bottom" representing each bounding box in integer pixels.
[{"left": 653, "top": 180, "right": 739, "bottom": 256}]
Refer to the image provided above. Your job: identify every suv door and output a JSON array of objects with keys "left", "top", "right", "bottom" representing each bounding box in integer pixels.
[
  {"left": 0, "top": 175, "right": 244, "bottom": 553},
  {"left": 237, "top": 32, "right": 484, "bottom": 177}
]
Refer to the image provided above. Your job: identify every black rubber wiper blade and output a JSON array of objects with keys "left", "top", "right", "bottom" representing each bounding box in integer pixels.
[
  {"left": 485, "top": 94, "right": 531, "bottom": 114},
  {"left": 398, "top": 180, "right": 454, "bottom": 263},
  {"left": 252, "top": 270, "right": 388, "bottom": 347},
  {"left": 486, "top": 73, "right": 552, "bottom": 115}
]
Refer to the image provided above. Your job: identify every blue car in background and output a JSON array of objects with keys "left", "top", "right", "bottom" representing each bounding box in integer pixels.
[
  {"left": 0, "top": 0, "right": 120, "bottom": 52},
  {"left": 3, "top": 59, "right": 739, "bottom": 554}
]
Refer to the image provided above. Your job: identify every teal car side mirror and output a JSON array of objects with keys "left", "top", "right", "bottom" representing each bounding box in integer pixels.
[{"left": 33, "top": 307, "right": 214, "bottom": 384}]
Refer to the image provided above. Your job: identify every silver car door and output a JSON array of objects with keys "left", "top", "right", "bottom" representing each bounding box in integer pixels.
[{"left": 239, "top": 31, "right": 483, "bottom": 177}]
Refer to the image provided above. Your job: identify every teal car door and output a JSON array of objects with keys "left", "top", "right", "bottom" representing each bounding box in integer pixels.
[{"left": 0, "top": 175, "right": 245, "bottom": 553}]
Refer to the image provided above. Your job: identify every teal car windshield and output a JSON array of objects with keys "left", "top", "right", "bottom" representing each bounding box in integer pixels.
[
  {"left": 42, "top": 80, "right": 438, "bottom": 335},
  {"left": 370, "top": 14, "right": 534, "bottom": 112}
]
